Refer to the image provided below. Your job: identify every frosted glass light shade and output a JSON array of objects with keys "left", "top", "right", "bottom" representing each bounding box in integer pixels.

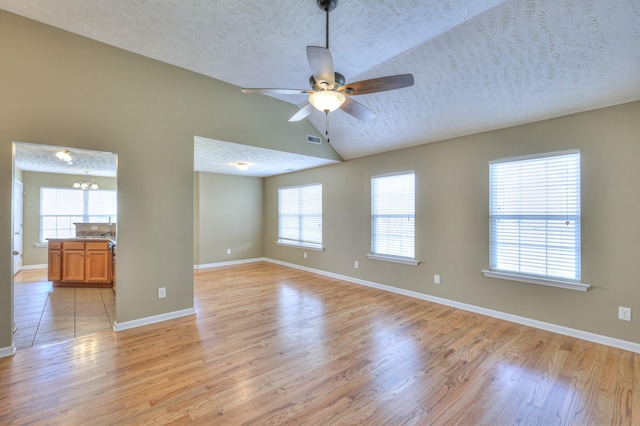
[{"left": 309, "top": 90, "right": 346, "bottom": 112}]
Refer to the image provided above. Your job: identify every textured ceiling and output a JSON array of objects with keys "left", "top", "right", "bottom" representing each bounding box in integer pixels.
[
  {"left": 2, "top": 0, "right": 639, "bottom": 162},
  {"left": 14, "top": 139, "right": 338, "bottom": 178},
  {"left": 194, "top": 137, "right": 339, "bottom": 177},
  {"left": 15, "top": 142, "right": 117, "bottom": 177}
]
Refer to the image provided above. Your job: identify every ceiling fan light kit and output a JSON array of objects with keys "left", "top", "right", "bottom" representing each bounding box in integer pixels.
[
  {"left": 309, "top": 90, "right": 345, "bottom": 112},
  {"left": 241, "top": 0, "right": 415, "bottom": 130}
]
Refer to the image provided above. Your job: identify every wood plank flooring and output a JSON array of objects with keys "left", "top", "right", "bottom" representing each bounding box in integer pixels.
[{"left": 1, "top": 262, "right": 638, "bottom": 425}]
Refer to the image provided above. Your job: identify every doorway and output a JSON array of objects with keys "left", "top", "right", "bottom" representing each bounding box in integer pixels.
[
  {"left": 12, "top": 179, "right": 23, "bottom": 275},
  {"left": 12, "top": 142, "right": 118, "bottom": 350}
]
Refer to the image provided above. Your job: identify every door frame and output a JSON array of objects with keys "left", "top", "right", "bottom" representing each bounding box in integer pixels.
[{"left": 12, "top": 179, "right": 23, "bottom": 276}]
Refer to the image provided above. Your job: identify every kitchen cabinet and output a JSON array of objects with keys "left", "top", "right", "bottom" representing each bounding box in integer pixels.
[
  {"left": 62, "top": 241, "right": 86, "bottom": 281},
  {"left": 47, "top": 241, "right": 62, "bottom": 281},
  {"left": 85, "top": 242, "right": 111, "bottom": 282},
  {"left": 48, "top": 239, "right": 113, "bottom": 287}
]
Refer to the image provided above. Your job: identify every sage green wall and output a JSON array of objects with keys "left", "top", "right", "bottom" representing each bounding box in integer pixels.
[
  {"left": 264, "top": 101, "right": 640, "bottom": 344},
  {"left": 20, "top": 171, "right": 117, "bottom": 266},
  {"left": 0, "top": 10, "right": 338, "bottom": 350},
  {"left": 194, "top": 172, "right": 263, "bottom": 265}
]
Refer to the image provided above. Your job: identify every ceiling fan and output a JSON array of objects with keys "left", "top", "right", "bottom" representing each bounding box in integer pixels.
[{"left": 241, "top": 0, "right": 415, "bottom": 123}]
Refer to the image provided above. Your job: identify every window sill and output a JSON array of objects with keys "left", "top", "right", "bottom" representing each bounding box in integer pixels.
[
  {"left": 481, "top": 270, "right": 590, "bottom": 292},
  {"left": 276, "top": 241, "right": 324, "bottom": 252},
  {"left": 34, "top": 242, "right": 48, "bottom": 248},
  {"left": 366, "top": 254, "right": 420, "bottom": 266}
]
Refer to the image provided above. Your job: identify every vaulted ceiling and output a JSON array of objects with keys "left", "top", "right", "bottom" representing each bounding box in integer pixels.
[{"left": 2, "top": 0, "right": 639, "bottom": 161}]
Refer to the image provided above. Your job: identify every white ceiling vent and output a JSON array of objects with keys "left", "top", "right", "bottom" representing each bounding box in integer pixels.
[{"left": 307, "top": 135, "right": 321, "bottom": 145}]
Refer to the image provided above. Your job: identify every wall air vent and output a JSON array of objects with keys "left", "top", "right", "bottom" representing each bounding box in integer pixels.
[{"left": 307, "top": 135, "right": 321, "bottom": 145}]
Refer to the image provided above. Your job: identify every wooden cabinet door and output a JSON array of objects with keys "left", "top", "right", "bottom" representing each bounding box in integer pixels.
[
  {"left": 48, "top": 250, "right": 62, "bottom": 281},
  {"left": 85, "top": 249, "right": 110, "bottom": 282},
  {"left": 62, "top": 250, "right": 85, "bottom": 281}
]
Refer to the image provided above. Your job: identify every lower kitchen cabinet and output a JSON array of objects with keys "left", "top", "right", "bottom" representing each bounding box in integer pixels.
[
  {"left": 48, "top": 239, "right": 113, "bottom": 287},
  {"left": 85, "top": 243, "right": 111, "bottom": 282},
  {"left": 47, "top": 241, "right": 62, "bottom": 281}
]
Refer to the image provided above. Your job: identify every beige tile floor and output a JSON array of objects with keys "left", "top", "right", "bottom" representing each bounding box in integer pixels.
[{"left": 13, "top": 268, "right": 115, "bottom": 350}]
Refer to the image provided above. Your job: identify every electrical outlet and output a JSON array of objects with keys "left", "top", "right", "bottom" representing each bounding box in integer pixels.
[
  {"left": 619, "top": 306, "right": 631, "bottom": 321},
  {"left": 434, "top": 274, "right": 440, "bottom": 284},
  {"left": 354, "top": 261, "right": 359, "bottom": 269},
  {"left": 158, "top": 287, "right": 166, "bottom": 299},
  {"left": 304, "top": 252, "right": 307, "bottom": 259},
  {"left": 226, "top": 248, "right": 231, "bottom": 254}
]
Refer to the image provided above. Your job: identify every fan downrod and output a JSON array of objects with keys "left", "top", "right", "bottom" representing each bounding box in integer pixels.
[{"left": 316, "top": 0, "right": 337, "bottom": 12}]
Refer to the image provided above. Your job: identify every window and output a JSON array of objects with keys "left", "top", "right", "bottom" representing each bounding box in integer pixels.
[
  {"left": 278, "top": 184, "right": 322, "bottom": 250},
  {"left": 40, "top": 187, "right": 117, "bottom": 241},
  {"left": 488, "top": 151, "right": 581, "bottom": 282},
  {"left": 370, "top": 172, "right": 416, "bottom": 262}
]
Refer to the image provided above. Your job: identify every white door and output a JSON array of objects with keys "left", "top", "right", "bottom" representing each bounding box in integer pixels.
[{"left": 12, "top": 179, "right": 23, "bottom": 275}]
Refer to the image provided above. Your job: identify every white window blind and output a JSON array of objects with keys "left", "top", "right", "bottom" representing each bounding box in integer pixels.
[
  {"left": 371, "top": 172, "right": 415, "bottom": 259},
  {"left": 40, "top": 187, "right": 117, "bottom": 241},
  {"left": 489, "top": 151, "right": 580, "bottom": 281},
  {"left": 278, "top": 184, "right": 322, "bottom": 249}
]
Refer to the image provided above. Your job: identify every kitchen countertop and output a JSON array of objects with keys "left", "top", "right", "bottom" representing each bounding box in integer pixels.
[{"left": 48, "top": 237, "right": 116, "bottom": 245}]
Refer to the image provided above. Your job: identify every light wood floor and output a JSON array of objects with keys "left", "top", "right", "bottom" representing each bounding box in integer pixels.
[{"left": 1, "top": 262, "right": 638, "bottom": 425}]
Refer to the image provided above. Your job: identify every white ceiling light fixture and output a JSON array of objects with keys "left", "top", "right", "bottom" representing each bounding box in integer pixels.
[
  {"left": 55, "top": 149, "right": 73, "bottom": 164},
  {"left": 73, "top": 172, "right": 99, "bottom": 190},
  {"left": 234, "top": 162, "right": 250, "bottom": 171},
  {"left": 309, "top": 90, "right": 345, "bottom": 113}
]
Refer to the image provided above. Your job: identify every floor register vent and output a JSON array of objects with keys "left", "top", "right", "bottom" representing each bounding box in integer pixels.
[{"left": 307, "top": 135, "right": 321, "bottom": 145}]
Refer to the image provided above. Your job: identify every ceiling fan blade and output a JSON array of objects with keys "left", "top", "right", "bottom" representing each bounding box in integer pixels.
[
  {"left": 307, "top": 46, "right": 335, "bottom": 89},
  {"left": 288, "top": 103, "right": 314, "bottom": 122},
  {"left": 241, "top": 88, "right": 309, "bottom": 95},
  {"left": 340, "top": 98, "right": 376, "bottom": 122},
  {"left": 339, "top": 74, "right": 414, "bottom": 96}
]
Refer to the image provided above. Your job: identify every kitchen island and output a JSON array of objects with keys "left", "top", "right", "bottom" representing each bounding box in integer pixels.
[{"left": 48, "top": 238, "right": 115, "bottom": 288}]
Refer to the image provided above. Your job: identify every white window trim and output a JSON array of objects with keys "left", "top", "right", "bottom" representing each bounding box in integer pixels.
[
  {"left": 366, "top": 253, "right": 420, "bottom": 266},
  {"left": 488, "top": 149, "right": 582, "bottom": 284},
  {"left": 371, "top": 171, "right": 416, "bottom": 260},
  {"left": 40, "top": 186, "right": 117, "bottom": 242},
  {"left": 277, "top": 183, "right": 323, "bottom": 249},
  {"left": 489, "top": 149, "right": 580, "bottom": 165},
  {"left": 482, "top": 270, "right": 590, "bottom": 292},
  {"left": 276, "top": 241, "right": 324, "bottom": 251}
]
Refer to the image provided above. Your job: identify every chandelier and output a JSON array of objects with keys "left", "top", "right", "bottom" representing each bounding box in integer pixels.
[{"left": 73, "top": 172, "right": 99, "bottom": 190}]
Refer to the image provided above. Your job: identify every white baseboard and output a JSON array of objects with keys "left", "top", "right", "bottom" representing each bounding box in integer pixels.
[
  {"left": 194, "top": 258, "right": 267, "bottom": 269},
  {"left": 264, "top": 258, "right": 640, "bottom": 354},
  {"left": 113, "top": 308, "right": 196, "bottom": 332},
  {"left": 20, "top": 264, "right": 47, "bottom": 270},
  {"left": 0, "top": 344, "right": 16, "bottom": 358}
]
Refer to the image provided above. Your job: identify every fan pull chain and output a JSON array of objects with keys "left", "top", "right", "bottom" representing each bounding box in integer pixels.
[{"left": 325, "top": 111, "right": 330, "bottom": 143}]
